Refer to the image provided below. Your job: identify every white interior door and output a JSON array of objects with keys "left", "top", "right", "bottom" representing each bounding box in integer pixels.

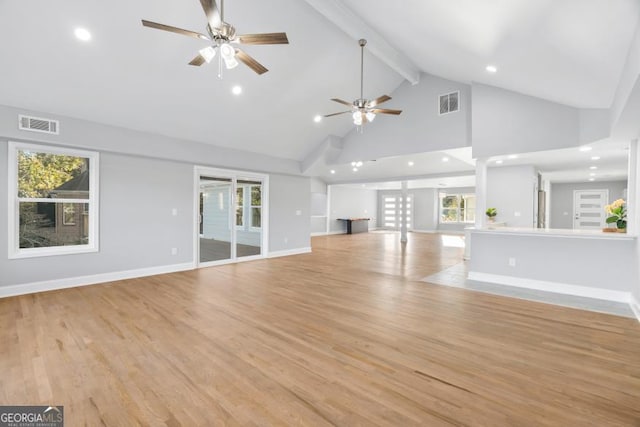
[{"left": 573, "top": 189, "right": 608, "bottom": 230}]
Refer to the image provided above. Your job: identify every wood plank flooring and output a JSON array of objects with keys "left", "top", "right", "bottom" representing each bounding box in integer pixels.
[{"left": 1, "top": 232, "right": 640, "bottom": 426}]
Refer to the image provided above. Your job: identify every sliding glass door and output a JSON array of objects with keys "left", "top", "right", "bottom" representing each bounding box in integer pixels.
[
  {"left": 199, "top": 177, "right": 233, "bottom": 263},
  {"left": 196, "top": 168, "right": 267, "bottom": 267}
]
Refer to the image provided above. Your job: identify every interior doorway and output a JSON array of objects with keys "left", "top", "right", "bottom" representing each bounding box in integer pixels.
[{"left": 195, "top": 167, "right": 268, "bottom": 267}]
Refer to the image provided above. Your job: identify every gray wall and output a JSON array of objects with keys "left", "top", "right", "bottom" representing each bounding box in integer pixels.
[
  {"left": 413, "top": 188, "right": 438, "bottom": 231},
  {"left": 338, "top": 73, "right": 471, "bottom": 162},
  {"left": 469, "top": 232, "right": 637, "bottom": 294},
  {"left": 0, "top": 107, "right": 312, "bottom": 288},
  {"left": 472, "top": 84, "right": 609, "bottom": 159},
  {"left": 550, "top": 180, "right": 627, "bottom": 229},
  {"left": 487, "top": 165, "right": 537, "bottom": 228},
  {"left": 0, "top": 149, "right": 194, "bottom": 287},
  {"left": 269, "top": 175, "right": 311, "bottom": 252},
  {"left": 329, "top": 186, "right": 377, "bottom": 233}
]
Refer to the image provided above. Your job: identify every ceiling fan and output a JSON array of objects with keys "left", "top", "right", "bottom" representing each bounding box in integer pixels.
[
  {"left": 325, "top": 39, "right": 402, "bottom": 128},
  {"left": 142, "top": 0, "right": 288, "bottom": 77}
]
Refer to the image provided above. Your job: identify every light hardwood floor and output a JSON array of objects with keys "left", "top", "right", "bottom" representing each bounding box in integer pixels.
[{"left": 1, "top": 232, "right": 640, "bottom": 426}]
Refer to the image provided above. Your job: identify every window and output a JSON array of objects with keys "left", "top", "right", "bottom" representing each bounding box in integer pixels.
[
  {"left": 439, "top": 193, "right": 475, "bottom": 223},
  {"left": 235, "top": 187, "right": 244, "bottom": 227},
  {"left": 235, "top": 184, "right": 262, "bottom": 230},
  {"left": 8, "top": 142, "right": 99, "bottom": 258},
  {"left": 439, "top": 91, "right": 460, "bottom": 115},
  {"left": 250, "top": 186, "right": 261, "bottom": 229}
]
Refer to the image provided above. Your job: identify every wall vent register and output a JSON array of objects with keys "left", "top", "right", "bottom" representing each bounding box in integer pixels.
[
  {"left": 18, "top": 115, "right": 59, "bottom": 135},
  {"left": 439, "top": 91, "right": 459, "bottom": 115}
]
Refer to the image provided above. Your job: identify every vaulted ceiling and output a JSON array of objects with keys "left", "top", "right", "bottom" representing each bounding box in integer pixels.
[{"left": 0, "top": 0, "right": 638, "bottom": 163}]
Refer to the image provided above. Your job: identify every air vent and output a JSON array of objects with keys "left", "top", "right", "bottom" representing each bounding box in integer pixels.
[
  {"left": 18, "top": 115, "right": 59, "bottom": 135},
  {"left": 439, "top": 91, "right": 460, "bottom": 115}
]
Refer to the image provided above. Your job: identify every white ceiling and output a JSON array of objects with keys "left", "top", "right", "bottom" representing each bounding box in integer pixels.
[
  {"left": 345, "top": 0, "right": 640, "bottom": 108},
  {"left": 0, "top": 0, "right": 638, "bottom": 167}
]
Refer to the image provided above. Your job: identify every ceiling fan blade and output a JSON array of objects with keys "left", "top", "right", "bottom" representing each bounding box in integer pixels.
[
  {"left": 237, "top": 32, "right": 289, "bottom": 45},
  {"left": 142, "top": 20, "right": 210, "bottom": 40},
  {"left": 324, "top": 111, "right": 351, "bottom": 117},
  {"left": 371, "top": 108, "right": 402, "bottom": 115},
  {"left": 330, "top": 98, "right": 353, "bottom": 107},
  {"left": 235, "top": 49, "right": 268, "bottom": 75},
  {"left": 199, "top": 0, "right": 222, "bottom": 29},
  {"left": 188, "top": 54, "right": 207, "bottom": 66},
  {"left": 368, "top": 95, "right": 391, "bottom": 108}
]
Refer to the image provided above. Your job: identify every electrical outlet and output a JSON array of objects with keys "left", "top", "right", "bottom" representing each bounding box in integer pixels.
[
  {"left": 508, "top": 257, "right": 516, "bottom": 267},
  {"left": 514, "top": 212, "right": 521, "bottom": 217},
  {"left": 295, "top": 210, "right": 302, "bottom": 216},
  {"left": 171, "top": 208, "right": 178, "bottom": 216},
  {"left": 171, "top": 248, "right": 178, "bottom": 255},
  {"left": 284, "top": 237, "right": 289, "bottom": 244}
]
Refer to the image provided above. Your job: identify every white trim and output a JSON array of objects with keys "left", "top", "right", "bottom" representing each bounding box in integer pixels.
[
  {"left": 0, "top": 263, "right": 194, "bottom": 299},
  {"left": 267, "top": 247, "right": 312, "bottom": 258},
  {"left": 410, "top": 229, "right": 438, "bottom": 234},
  {"left": 630, "top": 294, "right": 640, "bottom": 323},
  {"left": 468, "top": 271, "right": 632, "bottom": 304},
  {"left": 311, "top": 232, "right": 328, "bottom": 237}
]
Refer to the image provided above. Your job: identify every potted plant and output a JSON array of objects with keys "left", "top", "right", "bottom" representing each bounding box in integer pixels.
[
  {"left": 486, "top": 207, "right": 497, "bottom": 223},
  {"left": 605, "top": 199, "right": 627, "bottom": 232}
]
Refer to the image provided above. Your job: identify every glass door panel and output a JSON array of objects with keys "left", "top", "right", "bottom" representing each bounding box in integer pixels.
[
  {"left": 235, "top": 179, "right": 263, "bottom": 258},
  {"left": 199, "top": 176, "right": 233, "bottom": 263}
]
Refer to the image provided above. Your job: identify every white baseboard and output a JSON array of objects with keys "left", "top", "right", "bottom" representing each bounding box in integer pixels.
[
  {"left": 267, "top": 247, "right": 312, "bottom": 258},
  {"left": 311, "top": 232, "right": 327, "bottom": 237},
  {"left": 410, "top": 229, "right": 438, "bottom": 234},
  {"left": 0, "top": 262, "right": 194, "bottom": 299},
  {"left": 630, "top": 294, "right": 640, "bottom": 323},
  {"left": 467, "top": 271, "right": 632, "bottom": 304}
]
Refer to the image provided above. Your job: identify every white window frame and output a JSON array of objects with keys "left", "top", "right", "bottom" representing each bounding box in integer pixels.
[
  {"left": 8, "top": 141, "right": 100, "bottom": 259},
  {"left": 439, "top": 193, "right": 476, "bottom": 224}
]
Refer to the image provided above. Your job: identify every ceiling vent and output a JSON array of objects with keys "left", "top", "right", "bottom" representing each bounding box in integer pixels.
[
  {"left": 439, "top": 91, "right": 459, "bottom": 115},
  {"left": 18, "top": 115, "right": 59, "bottom": 135}
]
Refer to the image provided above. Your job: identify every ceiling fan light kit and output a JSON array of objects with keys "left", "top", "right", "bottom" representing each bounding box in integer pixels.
[
  {"left": 325, "top": 39, "right": 402, "bottom": 131},
  {"left": 142, "top": 0, "right": 288, "bottom": 78}
]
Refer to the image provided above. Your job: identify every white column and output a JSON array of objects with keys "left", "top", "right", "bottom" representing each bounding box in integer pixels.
[
  {"left": 628, "top": 139, "right": 639, "bottom": 235},
  {"left": 475, "top": 158, "right": 488, "bottom": 229},
  {"left": 401, "top": 180, "right": 408, "bottom": 243}
]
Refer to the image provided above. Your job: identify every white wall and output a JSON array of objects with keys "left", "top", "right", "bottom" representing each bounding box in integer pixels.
[
  {"left": 487, "top": 165, "right": 537, "bottom": 227},
  {"left": 550, "top": 180, "right": 628, "bottom": 229},
  {"left": 329, "top": 186, "right": 377, "bottom": 233},
  {"left": 338, "top": 73, "right": 471, "bottom": 163}
]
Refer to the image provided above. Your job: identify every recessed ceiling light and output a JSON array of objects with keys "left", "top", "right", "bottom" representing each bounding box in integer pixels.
[
  {"left": 442, "top": 157, "right": 449, "bottom": 162},
  {"left": 495, "top": 159, "right": 503, "bottom": 164},
  {"left": 314, "top": 115, "right": 322, "bottom": 123},
  {"left": 352, "top": 167, "right": 358, "bottom": 172},
  {"left": 590, "top": 166, "right": 598, "bottom": 170},
  {"left": 591, "top": 156, "right": 601, "bottom": 161},
  {"left": 507, "top": 154, "right": 518, "bottom": 159},
  {"left": 74, "top": 28, "right": 92, "bottom": 42},
  {"left": 330, "top": 169, "right": 335, "bottom": 174},
  {"left": 579, "top": 146, "right": 592, "bottom": 152},
  {"left": 589, "top": 178, "right": 595, "bottom": 181},
  {"left": 231, "top": 85, "right": 242, "bottom": 95},
  {"left": 485, "top": 65, "right": 497, "bottom": 73},
  {"left": 408, "top": 161, "right": 414, "bottom": 166}
]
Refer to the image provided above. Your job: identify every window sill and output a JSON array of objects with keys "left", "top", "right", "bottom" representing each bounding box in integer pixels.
[{"left": 9, "top": 245, "right": 99, "bottom": 260}]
